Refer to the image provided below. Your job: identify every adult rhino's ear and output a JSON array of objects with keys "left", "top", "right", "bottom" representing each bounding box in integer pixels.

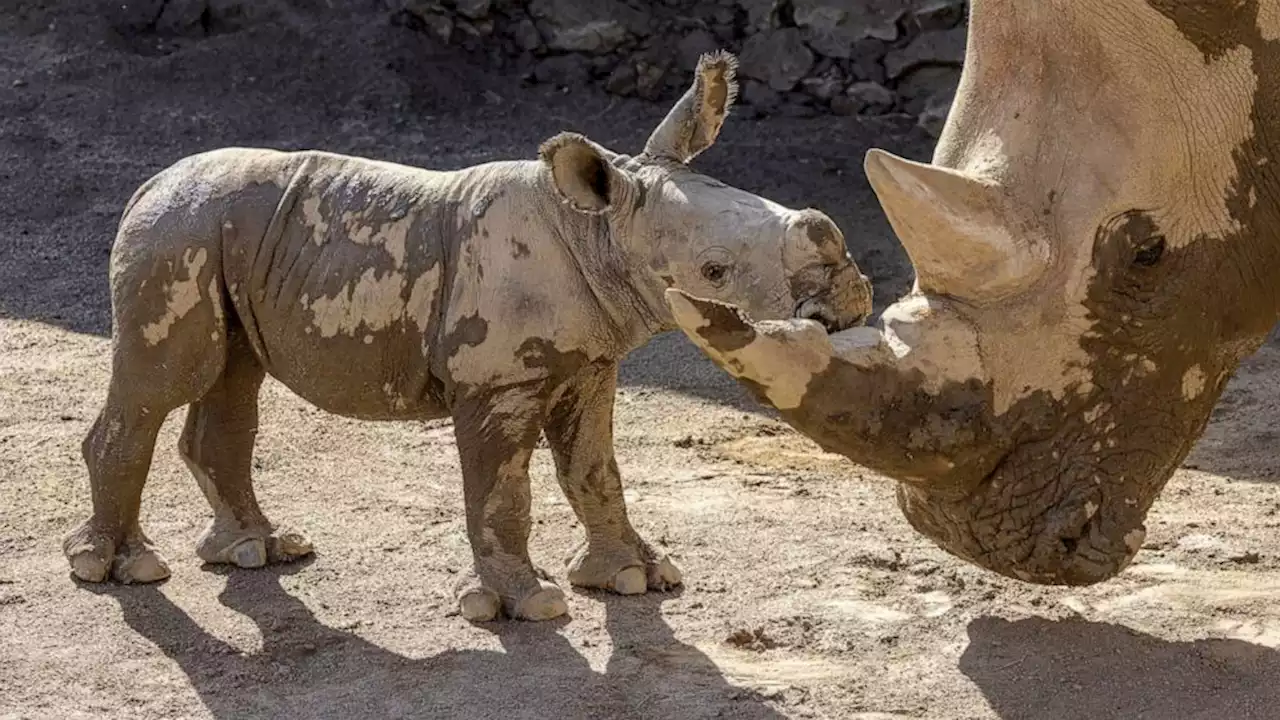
[
  {"left": 643, "top": 50, "right": 739, "bottom": 164},
  {"left": 540, "top": 132, "right": 637, "bottom": 214}
]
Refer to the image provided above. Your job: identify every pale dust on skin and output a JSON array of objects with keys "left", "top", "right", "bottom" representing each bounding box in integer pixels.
[
  {"left": 343, "top": 209, "right": 412, "bottom": 268},
  {"left": 1259, "top": 4, "right": 1280, "bottom": 42},
  {"left": 141, "top": 247, "right": 208, "bottom": 345},
  {"left": 306, "top": 268, "right": 409, "bottom": 339},
  {"left": 1182, "top": 364, "right": 1207, "bottom": 401},
  {"left": 302, "top": 196, "right": 328, "bottom": 243},
  {"left": 405, "top": 265, "right": 441, "bottom": 332}
]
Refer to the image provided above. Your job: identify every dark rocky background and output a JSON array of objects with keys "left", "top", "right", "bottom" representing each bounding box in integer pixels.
[{"left": 103, "top": 0, "right": 967, "bottom": 136}]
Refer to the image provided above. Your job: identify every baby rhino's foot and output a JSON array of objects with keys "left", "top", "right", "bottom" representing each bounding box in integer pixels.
[
  {"left": 64, "top": 521, "right": 171, "bottom": 584},
  {"left": 456, "top": 568, "right": 568, "bottom": 623},
  {"left": 196, "top": 519, "right": 313, "bottom": 569},
  {"left": 566, "top": 538, "right": 682, "bottom": 595}
]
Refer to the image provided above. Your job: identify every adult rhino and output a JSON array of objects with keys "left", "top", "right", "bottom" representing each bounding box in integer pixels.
[{"left": 668, "top": 1, "right": 1280, "bottom": 586}]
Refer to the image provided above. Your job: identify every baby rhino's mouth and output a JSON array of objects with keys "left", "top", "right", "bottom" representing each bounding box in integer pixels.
[{"left": 795, "top": 297, "right": 861, "bottom": 333}]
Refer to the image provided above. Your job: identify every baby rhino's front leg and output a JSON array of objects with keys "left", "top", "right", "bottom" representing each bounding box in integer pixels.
[
  {"left": 546, "top": 361, "right": 682, "bottom": 595},
  {"left": 452, "top": 385, "right": 568, "bottom": 622}
]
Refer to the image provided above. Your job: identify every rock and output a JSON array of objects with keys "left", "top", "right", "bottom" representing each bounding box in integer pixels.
[
  {"left": 895, "top": 65, "right": 961, "bottom": 114},
  {"left": 529, "top": 0, "right": 648, "bottom": 54},
  {"left": 604, "top": 62, "right": 638, "bottom": 95},
  {"left": 906, "top": 559, "right": 941, "bottom": 576},
  {"left": 739, "top": 0, "right": 781, "bottom": 31},
  {"left": 831, "top": 81, "right": 895, "bottom": 116},
  {"left": 533, "top": 54, "right": 591, "bottom": 87},
  {"left": 911, "top": 0, "right": 966, "bottom": 32},
  {"left": 846, "top": 38, "right": 889, "bottom": 84},
  {"left": 739, "top": 29, "right": 814, "bottom": 92},
  {"left": 1226, "top": 550, "right": 1262, "bottom": 565},
  {"left": 677, "top": 29, "right": 720, "bottom": 72},
  {"left": 456, "top": 17, "right": 493, "bottom": 37},
  {"left": 1177, "top": 533, "right": 1227, "bottom": 554},
  {"left": 884, "top": 26, "right": 968, "bottom": 79},
  {"left": 511, "top": 17, "right": 542, "bottom": 51},
  {"left": 741, "top": 79, "right": 782, "bottom": 111},
  {"left": 793, "top": 0, "right": 904, "bottom": 58},
  {"left": 799, "top": 67, "right": 845, "bottom": 102},
  {"left": 454, "top": 0, "right": 491, "bottom": 20},
  {"left": 411, "top": 11, "right": 455, "bottom": 43},
  {"left": 917, "top": 90, "right": 953, "bottom": 138},
  {"left": 635, "top": 59, "right": 670, "bottom": 100}
]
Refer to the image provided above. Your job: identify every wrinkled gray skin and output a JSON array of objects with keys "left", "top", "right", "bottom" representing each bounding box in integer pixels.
[
  {"left": 61, "top": 51, "right": 873, "bottom": 622},
  {"left": 669, "top": 3, "right": 1280, "bottom": 587}
]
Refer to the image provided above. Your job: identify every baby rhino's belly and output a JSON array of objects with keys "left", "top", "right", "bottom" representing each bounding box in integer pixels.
[
  {"left": 228, "top": 231, "right": 452, "bottom": 420},
  {"left": 257, "top": 321, "right": 449, "bottom": 421}
]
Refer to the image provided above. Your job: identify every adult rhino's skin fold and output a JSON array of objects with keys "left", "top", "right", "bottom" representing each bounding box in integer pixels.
[{"left": 669, "top": 0, "right": 1280, "bottom": 587}]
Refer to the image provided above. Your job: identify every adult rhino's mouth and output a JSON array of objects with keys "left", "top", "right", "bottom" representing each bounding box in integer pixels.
[{"left": 898, "top": 451, "right": 1148, "bottom": 587}]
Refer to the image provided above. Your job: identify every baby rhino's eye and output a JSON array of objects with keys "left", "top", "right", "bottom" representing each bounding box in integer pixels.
[{"left": 700, "top": 262, "right": 730, "bottom": 286}]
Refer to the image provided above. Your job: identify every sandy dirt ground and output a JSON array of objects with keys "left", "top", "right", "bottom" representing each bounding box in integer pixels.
[{"left": 5, "top": 4, "right": 1280, "bottom": 719}]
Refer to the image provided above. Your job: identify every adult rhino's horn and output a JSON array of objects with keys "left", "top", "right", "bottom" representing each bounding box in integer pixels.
[{"left": 864, "top": 148, "right": 1049, "bottom": 303}]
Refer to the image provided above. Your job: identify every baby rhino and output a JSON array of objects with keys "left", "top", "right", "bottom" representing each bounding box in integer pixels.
[{"left": 63, "top": 51, "right": 872, "bottom": 621}]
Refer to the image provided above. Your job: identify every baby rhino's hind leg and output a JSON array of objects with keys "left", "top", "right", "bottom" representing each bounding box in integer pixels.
[
  {"left": 65, "top": 231, "right": 227, "bottom": 584},
  {"left": 180, "top": 327, "right": 313, "bottom": 569}
]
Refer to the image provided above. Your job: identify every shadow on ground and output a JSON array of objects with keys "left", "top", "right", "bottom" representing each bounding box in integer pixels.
[
  {"left": 90, "top": 565, "right": 785, "bottom": 719},
  {"left": 961, "top": 616, "right": 1280, "bottom": 720}
]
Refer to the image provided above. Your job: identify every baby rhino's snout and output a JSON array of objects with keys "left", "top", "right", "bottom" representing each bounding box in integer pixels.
[{"left": 788, "top": 210, "right": 874, "bottom": 333}]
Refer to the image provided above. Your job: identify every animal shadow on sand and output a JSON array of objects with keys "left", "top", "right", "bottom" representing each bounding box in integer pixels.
[
  {"left": 961, "top": 615, "right": 1280, "bottom": 720},
  {"left": 89, "top": 563, "right": 785, "bottom": 720}
]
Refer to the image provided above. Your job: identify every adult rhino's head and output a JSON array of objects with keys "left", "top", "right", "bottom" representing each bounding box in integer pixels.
[
  {"left": 667, "top": 1, "right": 1280, "bottom": 585},
  {"left": 537, "top": 50, "right": 872, "bottom": 334}
]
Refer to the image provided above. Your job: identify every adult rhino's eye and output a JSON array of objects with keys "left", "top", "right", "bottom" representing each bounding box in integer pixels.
[
  {"left": 1133, "top": 235, "right": 1166, "bottom": 267},
  {"left": 701, "top": 262, "right": 730, "bottom": 286}
]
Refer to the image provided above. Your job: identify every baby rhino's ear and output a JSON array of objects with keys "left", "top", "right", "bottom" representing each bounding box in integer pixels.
[
  {"left": 643, "top": 50, "right": 739, "bottom": 164},
  {"left": 539, "top": 132, "right": 638, "bottom": 214}
]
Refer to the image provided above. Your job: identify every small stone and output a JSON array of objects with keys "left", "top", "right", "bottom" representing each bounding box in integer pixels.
[
  {"left": 739, "top": 28, "right": 814, "bottom": 91},
  {"left": 907, "top": 560, "right": 941, "bottom": 576},
  {"left": 416, "top": 12, "right": 454, "bottom": 43},
  {"left": 1226, "top": 550, "right": 1262, "bottom": 565},
  {"left": 635, "top": 60, "right": 669, "bottom": 100},
  {"left": 799, "top": 67, "right": 845, "bottom": 101},
  {"left": 1177, "top": 533, "right": 1227, "bottom": 554},
  {"left": 12, "top": 79, "right": 27, "bottom": 88},
  {"left": 846, "top": 37, "right": 888, "bottom": 84},
  {"left": 604, "top": 62, "right": 638, "bottom": 95},
  {"left": 454, "top": 0, "right": 491, "bottom": 19},
  {"left": 512, "top": 18, "right": 542, "bottom": 51},
  {"left": 832, "top": 81, "right": 895, "bottom": 116}
]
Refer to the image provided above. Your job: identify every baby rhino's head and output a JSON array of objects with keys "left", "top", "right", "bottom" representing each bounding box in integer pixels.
[{"left": 538, "top": 51, "right": 872, "bottom": 333}]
